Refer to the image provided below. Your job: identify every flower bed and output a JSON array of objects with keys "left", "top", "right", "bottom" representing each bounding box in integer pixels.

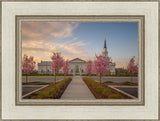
[
  {"left": 83, "top": 77, "right": 131, "bottom": 99},
  {"left": 23, "top": 77, "right": 72, "bottom": 99}
]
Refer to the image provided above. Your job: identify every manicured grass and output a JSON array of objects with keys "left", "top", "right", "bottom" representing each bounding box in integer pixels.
[
  {"left": 104, "top": 81, "right": 137, "bottom": 86},
  {"left": 22, "top": 75, "right": 65, "bottom": 77},
  {"left": 105, "top": 81, "right": 113, "bottom": 83},
  {"left": 81, "top": 74, "right": 138, "bottom": 77},
  {"left": 83, "top": 77, "right": 131, "bottom": 99},
  {"left": 22, "top": 82, "right": 49, "bottom": 85},
  {"left": 122, "top": 81, "right": 133, "bottom": 85},
  {"left": 23, "top": 77, "right": 72, "bottom": 99},
  {"left": 22, "top": 74, "right": 73, "bottom": 77}
]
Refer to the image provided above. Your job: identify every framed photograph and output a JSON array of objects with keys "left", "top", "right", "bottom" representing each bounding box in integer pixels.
[
  {"left": 16, "top": 15, "right": 144, "bottom": 106},
  {"left": 1, "top": 0, "right": 160, "bottom": 120}
]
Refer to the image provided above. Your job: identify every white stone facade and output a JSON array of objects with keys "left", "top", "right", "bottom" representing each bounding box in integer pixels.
[
  {"left": 68, "top": 58, "right": 86, "bottom": 75},
  {"left": 109, "top": 62, "right": 116, "bottom": 75},
  {"left": 38, "top": 61, "right": 53, "bottom": 74},
  {"left": 38, "top": 58, "right": 86, "bottom": 75}
]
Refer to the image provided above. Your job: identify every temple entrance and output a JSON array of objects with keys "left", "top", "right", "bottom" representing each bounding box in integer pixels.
[
  {"left": 75, "top": 65, "right": 79, "bottom": 73},
  {"left": 68, "top": 58, "right": 86, "bottom": 76}
]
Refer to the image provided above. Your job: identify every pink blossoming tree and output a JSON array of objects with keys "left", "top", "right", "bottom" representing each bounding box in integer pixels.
[
  {"left": 85, "top": 60, "right": 93, "bottom": 76},
  {"left": 62, "top": 60, "right": 69, "bottom": 78},
  {"left": 51, "top": 52, "right": 64, "bottom": 83},
  {"left": 22, "top": 55, "right": 36, "bottom": 83},
  {"left": 94, "top": 55, "right": 110, "bottom": 84},
  {"left": 127, "top": 57, "right": 138, "bottom": 81}
]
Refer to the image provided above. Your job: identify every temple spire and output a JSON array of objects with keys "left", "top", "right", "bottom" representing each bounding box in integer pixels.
[
  {"left": 102, "top": 34, "right": 108, "bottom": 57},
  {"left": 104, "top": 35, "right": 106, "bottom": 48}
]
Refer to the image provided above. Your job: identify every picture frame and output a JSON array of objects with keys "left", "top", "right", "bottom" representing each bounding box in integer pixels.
[
  {"left": 1, "top": 0, "right": 160, "bottom": 120},
  {"left": 16, "top": 15, "right": 145, "bottom": 106}
]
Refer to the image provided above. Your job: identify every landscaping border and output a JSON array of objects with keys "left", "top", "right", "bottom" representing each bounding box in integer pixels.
[
  {"left": 83, "top": 77, "right": 132, "bottom": 99},
  {"left": 23, "top": 77, "right": 72, "bottom": 99}
]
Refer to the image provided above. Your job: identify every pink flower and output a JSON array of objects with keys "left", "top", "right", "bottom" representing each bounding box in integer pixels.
[
  {"left": 63, "top": 60, "right": 69, "bottom": 76},
  {"left": 127, "top": 57, "right": 138, "bottom": 74},
  {"left": 93, "top": 55, "right": 110, "bottom": 83},
  {"left": 51, "top": 52, "right": 64, "bottom": 75},
  {"left": 22, "top": 55, "right": 36, "bottom": 75},
  {"left": 85, "top": 60, "right": 93, "bottom": 76}
]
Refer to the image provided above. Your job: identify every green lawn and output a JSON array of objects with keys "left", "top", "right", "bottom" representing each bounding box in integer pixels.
[
  {"left": 22, "top": 81, "right": 49, "bottom": 85},
  {"left": 22, "top": 75, "right": 66, "bottom": 77}
]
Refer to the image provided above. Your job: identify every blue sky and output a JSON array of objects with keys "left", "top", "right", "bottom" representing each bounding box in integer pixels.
[
  {"left": 22, "top": 21, "right": 138, "bottom": 68},
  {"left": 73, "top": 22, "right": 138, "bottom": 58}
]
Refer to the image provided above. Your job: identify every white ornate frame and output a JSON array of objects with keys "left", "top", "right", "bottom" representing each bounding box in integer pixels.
[{"left": 1, "top": 0, "right": 159, "bottom": 120}]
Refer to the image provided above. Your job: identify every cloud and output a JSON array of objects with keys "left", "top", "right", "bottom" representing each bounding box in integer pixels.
[
  {"left": 23, "top": 47, "right": 51, "bottom": 52},
  {"left": 23, "top": 40, "right": 88, "bottom": 57},
  {"left": 22, "top": 21, "right": 79, "bottom": 41},
  {"left": 22, "top": 36, "right": 90, "bottom": 67}
]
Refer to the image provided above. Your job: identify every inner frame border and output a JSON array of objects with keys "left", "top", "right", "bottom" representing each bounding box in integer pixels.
[{"left": 15, "top": 15, "right": 145, "bottom": 106}]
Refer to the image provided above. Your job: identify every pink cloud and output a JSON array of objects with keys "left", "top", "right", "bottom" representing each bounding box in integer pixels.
[{"left": 22, "top": 21, "right": 79, "bottom": 41}]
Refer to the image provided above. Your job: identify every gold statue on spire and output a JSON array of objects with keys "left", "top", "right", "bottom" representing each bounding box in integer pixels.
[{"left": 104, "top": 35, "right": 106, "bottom": 40}]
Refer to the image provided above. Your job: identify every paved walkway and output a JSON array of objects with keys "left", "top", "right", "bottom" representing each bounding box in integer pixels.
[{"left": 61, "top": 76, "right": 95, "bottom": 100}]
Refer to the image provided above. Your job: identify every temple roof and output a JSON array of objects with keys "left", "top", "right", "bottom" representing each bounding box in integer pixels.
[{"left": 69, "top": 58, "right": 86, "bottom": 63}]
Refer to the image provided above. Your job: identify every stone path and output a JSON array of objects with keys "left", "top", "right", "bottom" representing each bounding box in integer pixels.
[{"left": 61, "top": 76, "right": 95, "bottom": 100}]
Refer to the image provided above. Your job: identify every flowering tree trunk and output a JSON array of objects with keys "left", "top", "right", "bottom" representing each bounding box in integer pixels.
[
  {"left": 99, "top": 74, "right": 102, "bottom": 84},
  {"left": 26, "top": 74, "right": 28, "bottom": 83},
  {"left": 131, "top": 74, "right": 133, "bottom": 82},
  {"left": 51, "top": 52, "right": 64, "bottom": 84},
  {"left": 54, "top": 73, "right": 56, "bottom": 84}
]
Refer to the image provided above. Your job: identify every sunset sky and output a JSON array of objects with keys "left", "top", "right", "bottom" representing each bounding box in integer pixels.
[{"left": 22, "top": 21, "right": 138, "bottom": 69}]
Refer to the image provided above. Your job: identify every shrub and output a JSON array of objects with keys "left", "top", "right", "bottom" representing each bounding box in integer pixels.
[
  {"left": 37, "top": 90, "right": 52, "bottom": 99},
  {"left": 122, "top": 81, "right": 132, "bottom": 85},
  {"left": 102, "top": 88, "right": 112, "bottom": 98},
  {"left": 108, "top": 94, "right": 123, "bottom": 99},
  {"left": 96, "top": 86, "right": 103, "bottom": 93},
  {"left": 105, "top": 81, "right": 113, "bottom": 83}
]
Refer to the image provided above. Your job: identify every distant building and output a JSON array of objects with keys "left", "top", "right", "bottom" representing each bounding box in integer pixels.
[
  {"left": 38, "top": 35, "right": 116, "bottom": 75},
  {"left": 38, "top": 61, "right": 53, "bottom": 74},
  {"left": 115, "top": 68, "right": 128, "bottom": 74}
]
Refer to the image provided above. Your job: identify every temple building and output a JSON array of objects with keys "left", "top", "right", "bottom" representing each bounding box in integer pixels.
[
  {"left": 38, "top": 58, "right": 86, "bottom": 75},
  {"left": 102, "top": 35, "right": 116, "bottom": 75},
  {"left": 38, "top": 35, "right": 116, "bottom": 75}
]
